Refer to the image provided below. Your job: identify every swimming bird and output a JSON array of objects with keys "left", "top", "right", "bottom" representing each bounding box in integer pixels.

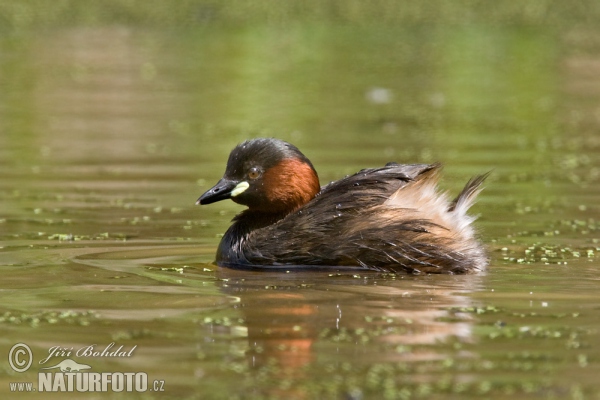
[{"left": 197, "top": 138, "right": 488, "bottom": 274}]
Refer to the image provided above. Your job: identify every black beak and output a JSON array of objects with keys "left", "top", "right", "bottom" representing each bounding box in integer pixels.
[{"left": 196, "top": 178, "right": 238, "bottom": 205}]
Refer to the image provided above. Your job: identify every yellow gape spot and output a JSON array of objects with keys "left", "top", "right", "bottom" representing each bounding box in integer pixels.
[{"left": 231, "top": 181, "right": 250, "bottom": 197}]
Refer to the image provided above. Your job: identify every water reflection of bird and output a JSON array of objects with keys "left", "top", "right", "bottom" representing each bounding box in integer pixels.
[
  {"left": 198, "top": 138, "right": 488, "bottom": 274},
  {"left": 215, "top": 268, "right": 481, "bottom": 376}
]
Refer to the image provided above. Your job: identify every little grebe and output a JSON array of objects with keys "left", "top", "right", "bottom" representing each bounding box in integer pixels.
[{"left": 198, "top": 138, "right": 488, "bottom": 274}]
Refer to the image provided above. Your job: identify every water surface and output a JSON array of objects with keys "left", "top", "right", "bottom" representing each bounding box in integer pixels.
[{"left": 1, "top": 4, "right": 600, "bottom": 399}]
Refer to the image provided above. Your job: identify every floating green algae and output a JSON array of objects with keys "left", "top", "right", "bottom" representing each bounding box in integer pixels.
[
  {"left": 0, "top": 310, "right": 99, "bottom": 327},
  {"left": 499, "top": 242, "right": 598, "bottom": 265}
]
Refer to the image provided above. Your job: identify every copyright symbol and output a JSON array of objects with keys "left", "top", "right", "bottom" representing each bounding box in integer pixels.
[{"left": 9, "top": 343, "right": 33, "bottom": 372}]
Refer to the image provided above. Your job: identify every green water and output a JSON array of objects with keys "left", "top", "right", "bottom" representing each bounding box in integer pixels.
[{"left": 1, "top": 2, "right": 600, "bottom": 399}]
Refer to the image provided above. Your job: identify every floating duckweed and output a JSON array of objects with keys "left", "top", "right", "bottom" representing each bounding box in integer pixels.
[
  {"left": 0, "top": 310, "right": 99, "bottom": 327},
  {"left": 449, "top": 305, "right": 501, "bottom": 314},
  {"left": 484, "top": 323, "right": 589, "bottom": 341},
  {"left": 504, "top": 242, "right": 598, "bottom": 265},
  {"left": 395, "top": 345, "right": 409, "bottom": 353},
  {"left": 292, "top": 357, "right": 590, "bottom": 397},
  {"left": 319, "top": 324, "right": 409, "bottom": 344},
  {"left": 201, "top": 316, "right": 246, "bottom": 337},
  {"left": 47, "top": 232, "right": 130, "bottom": 241},
  {"left": 47, "top": 233, "right": 74, "bottom": 241},
  {"left": 442, "top": 358, "right": 454, "bottom": 368},
  {"left": 558, "top": 218, "right": 597, "bottom": 234},
  {"left": 145, "top": 265, "right": 190, "bottom": 274},
  {"left": 478, "top": 381, "right": 492, "bottom": 394}
]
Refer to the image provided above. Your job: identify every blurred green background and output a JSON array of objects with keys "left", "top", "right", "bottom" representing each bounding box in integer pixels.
[
  {"left": 1, "top": 2, "right": 600, "bottom": 399},
  {"left": 1, "top": 0, "right": 600, "bottom": 30}
]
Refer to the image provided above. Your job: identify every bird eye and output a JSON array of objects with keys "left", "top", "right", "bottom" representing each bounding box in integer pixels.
[{"left": 247, "top": 167, "right": 261, "bottom": 180}]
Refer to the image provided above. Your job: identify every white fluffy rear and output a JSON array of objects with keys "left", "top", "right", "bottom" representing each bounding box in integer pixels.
[{"left": 383, "top": 168, "right": 482, "bottom": 240}]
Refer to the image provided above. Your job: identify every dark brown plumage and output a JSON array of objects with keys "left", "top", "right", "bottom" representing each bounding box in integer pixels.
[{"left": 198, "top": 138, "right": 488, "bottom": 274}]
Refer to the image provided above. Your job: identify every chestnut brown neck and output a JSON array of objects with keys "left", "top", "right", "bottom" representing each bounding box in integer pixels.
[{"left": 257, "top": 158, "right": 320, "bottom": 214}]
